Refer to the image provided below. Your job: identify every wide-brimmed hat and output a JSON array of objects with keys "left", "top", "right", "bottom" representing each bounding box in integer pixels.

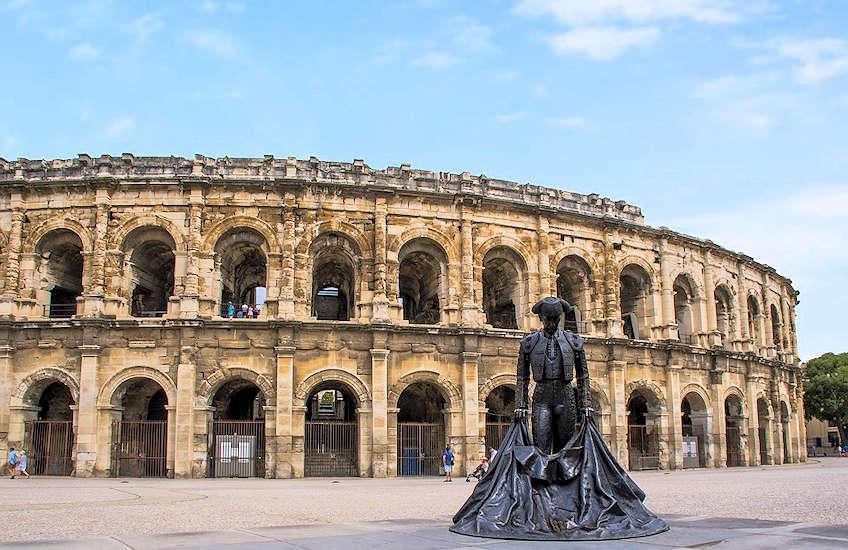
[{"left": 531, "top": 296, "right": 572, "bottom": 316}]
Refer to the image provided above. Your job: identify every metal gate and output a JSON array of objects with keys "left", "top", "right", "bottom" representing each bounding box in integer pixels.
[
  {"left": 305, "top": 420, "right": 358, "bottom": 477},
  {"left": 210, "top": 420, "right": 265, "bottom": 477},
  {"left": 112, "top": 420, "right": 167, "bottom": 477},
  {"left": 682, "top": 435, "right": 700, "bottom": 469},
  {"left": 628, "top": 424, "right": 660, "bottom": 470},
  {"left": 397, "top": 422, "right": 444, "bottom": 476},
  {"left": 758, "top": 426, "right": 769, "bottom": 464},
  {"left": 24, "top": 421, "right": 74, "bottom": 476},
  {"left": 726, "top": 426, "right": 743, "bottom": 467},
  {"left": 485, "top": 420, "right": 510, "bottom": 453}
]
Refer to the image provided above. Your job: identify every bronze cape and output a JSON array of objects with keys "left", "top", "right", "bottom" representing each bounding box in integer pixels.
[{"left": 450, "top": 416, "right": 668, "bottom": 541}]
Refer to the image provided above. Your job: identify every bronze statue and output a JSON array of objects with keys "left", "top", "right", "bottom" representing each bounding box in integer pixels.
[
  {"left": 515, "top": 297, "right": 590, "bottom": 453},
  {"left": 451, "top": 297, "right": 668, "bottom": 541}
]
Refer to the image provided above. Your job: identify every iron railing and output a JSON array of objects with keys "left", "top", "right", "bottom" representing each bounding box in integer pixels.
[
  {"left": 397, "top": 422, "right": 445, "bottom": 476},
  {"left": 210, "top": 420, "right": 265, "bottom": 477},
  {"left": 628, "top": 424, "right": 660, "bottom": 470},
  {"left": 758, "top": 426, "right": 769, "bottom": 464},
  {"left": 305, "top": 420, "right": 358, "bottom": 477},
  {"left": 112, "top": 420, "right": 168, "bottom": 477},
  {"left": 726, "top": 426, "right": 744, "bottom": 467},
  {"left": 45, "top": 303, "right": 76, "bottom": 318},
  {"left": 485, "top": 421, "right": 511, "bottom": 454},
  {"left": 24, "top": 420, "right": 74, "bottom": 475}
]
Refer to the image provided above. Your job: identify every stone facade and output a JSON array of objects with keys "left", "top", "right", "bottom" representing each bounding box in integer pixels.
[{"left": 0, "top": 154, "right": 804, "bottom": 478}]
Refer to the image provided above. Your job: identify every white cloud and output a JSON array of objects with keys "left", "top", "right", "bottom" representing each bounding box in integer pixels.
[
  {"left": 105, "top": 115, "right": 135, "bottom": 138},
  {"left": 69, "top": 42, "right": 100, "bottom": 60},
  {"left": 125, "top": 12, "right": 163, "bottom": 42},
  {"left": 448, "top": 15, "right": 495, "bottom": 53},
  {"left": 691, "top": 73, "right": 791, "bottom": 135},
  {"left": 180, "top": 29, "right": 238, "bottom": 59},
  {"left": 412, "top": 51, "right": 461, "bottom": 70},
  {"left": 493, "top": 70, "right": 519, "bottom": 81},
  {"left": 548, "top": 26, "right": 659, "bottom": 60},
  {"left": 495, "top": 112, "right": 527, "bottom": 123},
  {"left": 772, "top": 37, "right": 848, "bottom": 85},
  {"left": 513, "top": 0, "right": 742, "bottom": 25},
  {"left": 546, "top": 115, "right": 586, "bottom": 128}
]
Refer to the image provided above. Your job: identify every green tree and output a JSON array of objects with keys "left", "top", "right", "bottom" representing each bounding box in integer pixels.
[{"left": 803, "top": 352, "right": 848, "bottom": 444}]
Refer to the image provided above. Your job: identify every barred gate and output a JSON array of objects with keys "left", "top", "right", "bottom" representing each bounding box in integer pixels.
[
  {"left": 210, "top": 420, "right": 265, "bottom": 478},
  {"left": 758, "top": 426, "right": 769, "bottom": 464},
  {"left": 305, "top": 420, "right": 358, "bottom": 477},
  {"left": 628, "top": 424, "right": 660, "bottom": 470},
  {"left": 397, "top": 422, "right": 444, "bottom": 476},
  {"left": 485, "top": 420, "right": 510, "bottom": 454},
  {"left": 24, "top": 421, "right": 74, "bottom": 476},
  {"left": 112, "top": 420, "right": 167, "bottom": 477},
  {"left": 726, "top": 426, "right": 743, "bottom": 467}
]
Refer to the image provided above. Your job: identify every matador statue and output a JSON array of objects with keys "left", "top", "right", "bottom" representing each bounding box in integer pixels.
[{"left": 514, "top": 297, "right": 590, "bottom": 453}]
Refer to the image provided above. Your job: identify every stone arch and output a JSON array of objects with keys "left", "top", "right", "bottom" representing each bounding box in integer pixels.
[
  {"left": 549, "top": 245, "right": 600, "bottom": 283},
  {"left": 97, "top": 366, "right": 177, "bottom": 408},
  {"left": 680, "top": 383, "right": 712, "bottom": 410},
  {"left": 670, "top": 270, "right": 703, "bottom": 299},
  {"left": 588, "top": 380, "right": 611, "bottom": 412},
  {"left": 11, "top": 368, "right": 79, "bottom": 406},
  {"left": 296, "top": 220, "right": 372, "bottom": 257},
  {"left": 625, "top": 379, "right": 666, "bottom": 412},
  {"left": 198, "top": 367, "right": 276, "bottom": 405},
  {"left": 294, "top": 369, "right": 371, "bottom": 408},
  {"left": 111, "top": 215, "right": 187, "bottom": 253},
  {"left": 478, "top": 373, "right": 517, "bottom": 408},
  {"left": 201, "top": 215, "right": 280, "bottom": 255},
  {"left": 23, "top": 219, "right": 94, "bottom": 255},
  {"left": 723, "top": 385, "right": 747, "bottom": 417},
  {"left": 616, "top": 255, "right": 656, "bottom": 282},
  {"left": 388, "top": 371, "right": 462, "bottom": 411},
  {"left": 390, "top": 226, "right": 459, "bottom": 264},
  {"left": 474, "top": 235, "right": 532, "bottom": 271}
]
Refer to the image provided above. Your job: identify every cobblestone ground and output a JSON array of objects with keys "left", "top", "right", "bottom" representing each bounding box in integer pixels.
[{"left": 0, "top": 458, "right": 844, "bottom": 544}]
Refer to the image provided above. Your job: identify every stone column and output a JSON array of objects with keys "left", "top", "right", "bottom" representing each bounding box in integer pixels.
[
  {"left": 657, "top": 239, "right": 676, "bottom": 340},
  {"left": 665, "top": 364, "right": 683, "bottom": 469},
  {"left": 174, "top": 353, "right": 196, "bottom": 478},
  {"left": 0, "top": 345, "right": 13, "bottom": 453},
  {"left": 372, "top": 197, "right": 390, "bottom": 322},
  {"left": 459, "top": 207, "right": 481, "bottom": 325},
  {"left": 370, "top": 348, "right": 390, "bottom": 477},
  {"left": 745, "top": 374, "right": 761, "bottom": 466},
  {"left": 602, "top": 228, "right": 622, "bottom": 337},
  {"left": 82, "top": 190, "right": 110, "bottom": 316},
  {"left": 279, "top": 203, "right": 296, "bottom": 319},
  {"left": 461, "top": 352, "right": 482, "bottom": 475},
  {"left": 536, "top": 216, "right": 550, "bottom": 305},
  {"left": 737, "top": 262, "right": 749, "bottom": 351},
  {"left": 75, "top": 344, "right": 101, "bottom": 476},
  {"left": 711, "top": 375, "right": 727, "bottom": 468},
  {"left": 607, "top": 359, "right": 628, "bottom": 466},
  {"left": 274, "top": 345, "right": 295, "bottom": 478},
  {"left": 0, "top": 207, "right": 24, "bottom": 316},
  {"left": 179, "top": 192, "right": 203, "bottom": 318},
  {"left": 165, "top": 404, "right": 177, "bottom": 477},
  {"left": 703, "top": 251, "right": 721, "bottom": 347}
]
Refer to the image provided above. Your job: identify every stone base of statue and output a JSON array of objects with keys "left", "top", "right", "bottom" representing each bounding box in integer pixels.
[{"left": 450, "top": 415, "right": 668, "bottom": 541}]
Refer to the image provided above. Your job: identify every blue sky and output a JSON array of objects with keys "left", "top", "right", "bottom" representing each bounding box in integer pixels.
[{"left": 1, "top": 0, "right": 846, "bottom": 360}]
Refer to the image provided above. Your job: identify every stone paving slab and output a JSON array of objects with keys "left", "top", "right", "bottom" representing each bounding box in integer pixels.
[{"left": 4, "top": 516, "right": 848, "bottom": 550}]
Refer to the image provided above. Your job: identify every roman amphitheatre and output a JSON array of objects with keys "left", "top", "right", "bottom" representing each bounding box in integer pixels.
[{"left": 0, "top": 154, "right": 802, "bottom": 479}]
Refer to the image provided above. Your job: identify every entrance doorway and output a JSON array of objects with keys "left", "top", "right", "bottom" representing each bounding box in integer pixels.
[
  {"left": 725, "top": 395, "right": 744, "bottom": 467},
  {"left": 210, "top": 379, "right": 266, "bottom": 477},
  {"left": 24, "top": 381, "right": 75, "bottom": 475},
  {"left": 627, "top": 392, "right": 660, "bottom": 470},
  {"left": 681, "top": 392, "right": 709, "bottom": 468},
  {"left": 757, "top": 398, "right": 770, "bottom": 465},
  {"left": 397, "top": 382, "right": 445, "bottom": 476},
  {"left": 304, "top": 385, "right": 358, "bottom": 477},
  {"left": 485, "top": 386, "right": 515, "bottom": 453},
  {"left": 112, "top": 379, "right": 168, "bottom": 477}
]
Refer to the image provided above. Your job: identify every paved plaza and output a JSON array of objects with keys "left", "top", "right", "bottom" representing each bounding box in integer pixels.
[{"left": 0, "top": 458, "right": 845, "bottom": 549}]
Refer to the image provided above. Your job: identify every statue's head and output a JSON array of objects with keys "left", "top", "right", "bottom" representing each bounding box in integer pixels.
[{"left": 532, "top": 297, "right": 572, "bottom": 335}]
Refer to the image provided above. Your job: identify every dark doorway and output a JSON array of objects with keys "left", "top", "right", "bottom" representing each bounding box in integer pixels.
[
  {"left": 24, "top": 381, "right": 75, "bottom": 475},
  {"left": 210, "top": 379, "right": 266, "bottom": 477},
  {"left": 397, "top": 382, "right": 446, "bottom": 476},
  {"left": 485, "top": 386, "right": 515, "bottom": 453},
  {"left": 112, "top": 378, "right": 168, "bottom": 478},
  {"left": 305, "top": 385, "right": 358, "bottom": 477},
  {"left": 725, "top": 395, "right": 744, "bottom": 467},
  {"left": 627, "top": 393, "right": 660, "bottom": 470}
]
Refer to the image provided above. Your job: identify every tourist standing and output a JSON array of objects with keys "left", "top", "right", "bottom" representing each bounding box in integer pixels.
[
  {"left": 18, "top": 450, "right": 29, "bottom": 478},
  {"left": 7, "top": 447, "right": 19, "bottom": 479},
  {"left": 226, "top": 302, "right": 235, "bottom": 318},
  {"left": 442, "top": 444, "right": 454, "bottom": 482}
]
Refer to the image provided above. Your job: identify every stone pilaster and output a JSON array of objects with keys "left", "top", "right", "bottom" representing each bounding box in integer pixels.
[
  {"left": 0, "top": 207, "right": 24, "bottom": 316},
  {"left": 602, "top": 227, "right": 622, "bottom": 337},
  {"left": 665, "top": 364, "right": 683, "bottom": 469},
  {"left": 279, "top": 202, "right": 296, "bottom": 318},
  {"left": 174, "top": 350, "right": 197, "bottom": 478},
  {"left": 370, "top": 348, "right": 390, "bottom": 477},
  {"left": 608, "top": 358, "right": 628, "bottom": 465},
  {"left": 461, "top": 351, "right": 482, "bottom": 475},
  {"left": 745, "top": 374, "right": 761, "bottom": 466},
  {"left": 372, "top": 197, "right": 390, "bottom": 322},
  {"left": 75, "top": 344, "right": 101, "bottom": 476},
  {"left": 0, "top": 345, "right": 13, "bottom": 453},
  {"left": 459, "top": 205, "right": 481, "bottom": 325},
  {"left": 657, "top": 238, "right": 676, "bottom": 340},
  {"left": 179, "top": 188, "right": 204, "bottom": 318},
  {"left": 274, "top": 345, "right": 295, "bottom": 478},
  {"left": 82, "top": 188, "right": 110, "bottom": 316}
]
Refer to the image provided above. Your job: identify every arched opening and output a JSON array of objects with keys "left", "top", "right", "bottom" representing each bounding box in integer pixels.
[
  {"left": 304, "top": 383, "right": 359, "bottom": 477},
  {"left": 673, "top": 274, "right": 697, "bottom": 343},
  {"left": 627, "top": 390, "right": 661, "bottom": 470},
  {"left": 35, "top": 229, "right": 84, "bottom": 318},
  {"left": 725, "top": 394, "right": 744, "bottom": 467},
  {"left": 216, "top": 228, "right": 267, "bottom": 318},
  {"left": 619, "top": 264, "right": 653, "bottom": 340},
  {"left": 780, "top": 401, "right": 791, "bottom": 464},
  {"left": 398, "top": 238, "right": 446, "bottom": 324},
  {"left": 757, "top": 398, "right": 770, "bottom": 465},
  {"left": 123, "top": 226, "right": 175, "bottom": 317},
  {"left": 770, "top": 304, "right": 782, "bottom": 350},
  {"left": 714, "top": 285, "right": 734, "bottom": 347},
  {"left": 210, "top": 379, "right": 267, "bottom": 477},
  {"left": 484, "top": 385, "right": 515, "bottom": 452},
  {"left": 311, "top": 233, "right": 358, "bottom": 321},
  {"left": 681, "top": 392, "right": 709, "bottom": 468},
  {"left": 397, "top": 382, "right": 446, "bottom": 476},
  {"left": 111, "top": 378, "right": 168, "bottom": 477},
  {"left": 747, "top": 295, "right": 761, "bottom": 347},
  {"left": 482, "top": 246, "right": 526, "bottom": 330},
  {"left": 556, "top": 255, "right": 593, "bottom": 332},
  {"left": 23, "top": 380, "right": 75, "bottom": 475}
]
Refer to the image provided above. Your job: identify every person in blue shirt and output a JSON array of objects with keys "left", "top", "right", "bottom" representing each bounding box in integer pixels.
[
  {"left": 226, "top": 302, "right": 235, "bottom": 318},
  {"left": 442, "top": 444, "right": 455, "bottom": 482},
  {"left": 7, "top": 447, "right": 19, "bottom": 479},
  {"left": 18, "top": 450, "right": 29, "bottom": 478}
]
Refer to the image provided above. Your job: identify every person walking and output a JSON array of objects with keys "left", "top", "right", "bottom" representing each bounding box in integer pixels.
[
  {"left": 7, "top": 447, "right": 19, "bottom": 479},
  {"left": 17, "top": 450, "right": 29, "bottom": 478},
  {"left": 442, "top": 444, "right": 454, "bottom": 482}
]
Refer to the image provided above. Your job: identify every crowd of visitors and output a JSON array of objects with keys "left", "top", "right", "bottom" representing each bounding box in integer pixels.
[
  {"left": 6, "top": 447, "right": 29, "bottom": 479},
  {"left": 225, "top": 302, "right": 262, "bottom": 319}
]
